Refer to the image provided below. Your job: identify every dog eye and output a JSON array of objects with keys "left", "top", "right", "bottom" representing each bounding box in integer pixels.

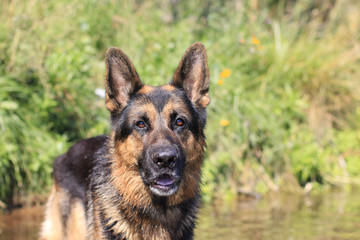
[
  {"left": 175, "top": 118, "right": 185, "bottom": 127},
  {"left": 136, "top": 121, "right": 146, "bottom": 128}
]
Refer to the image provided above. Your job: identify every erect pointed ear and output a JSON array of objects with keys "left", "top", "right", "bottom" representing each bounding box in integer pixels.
[
  {"left": 171, "top": 42, "right": 210, "bottom": 108},
  {"left": 104, "top": 47, "right": 143, "bottom": 113}
]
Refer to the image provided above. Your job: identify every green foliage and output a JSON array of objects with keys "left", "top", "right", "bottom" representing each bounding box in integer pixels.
[
  {"left": 0, "top": 0, "right": 359, "bottom": 204},
  {"left": 0, "top": 76, "right": 67, "bottom": 202}
]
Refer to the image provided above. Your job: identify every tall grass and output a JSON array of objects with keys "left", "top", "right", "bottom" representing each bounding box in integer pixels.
[{"left": 0, "top": 0, "right": 359, "bottom": 205}]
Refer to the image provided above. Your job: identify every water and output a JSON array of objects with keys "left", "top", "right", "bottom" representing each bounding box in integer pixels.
[
  {"left": 1, "top": 191, "right": 360, "bottom": 240},
  {"left": 195, "top": 191, "right": 360, "bottom": 240},
  {"left": 0, "top": 206, "right": 43, "bottom": 240}
]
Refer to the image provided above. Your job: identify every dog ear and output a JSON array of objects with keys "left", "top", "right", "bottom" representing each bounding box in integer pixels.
[
  {"left": 171, "top": 42, "right": 210, "bottom": 108},
  {"left": 104, "top": 47, "right": 143, "bottom": 113}
]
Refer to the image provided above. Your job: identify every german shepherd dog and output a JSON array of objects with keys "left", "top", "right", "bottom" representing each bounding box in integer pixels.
[{"left": 40, "top": 43, "right": 210, "bottom": 240}]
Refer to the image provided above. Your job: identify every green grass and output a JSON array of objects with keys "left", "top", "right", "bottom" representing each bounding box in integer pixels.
[{"left": 1, "top": 0, "right": 360, "bottom": 205}]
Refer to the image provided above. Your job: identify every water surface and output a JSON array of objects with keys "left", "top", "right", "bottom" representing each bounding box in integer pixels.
[
  {"left": 196, "top": 191, "right": 360, "bottom": 240},
  {"left": 1, "top": 191, "right": 360, "bottom": 240}
]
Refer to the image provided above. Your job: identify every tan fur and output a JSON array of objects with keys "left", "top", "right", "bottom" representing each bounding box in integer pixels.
[
  {"left": 138, "top": 85, "right": 155, "bottom": 94},
  {"left": 40, "top": 185, "right": 87, "bottom": 240},
  {"left": 126, "top": 102, "right": 157, "bottom": 129},
  {"left": 161, "top": 85, "right": 176, "bottom": 91},
  {"left": 90, "top": 201, "right": 107, "bottom": 240},
  {"left": 65, "top": 199, "right": 87, "bottom": 240},
  {"left": 162, "top": 98, "right": 191, "bottom": 120},
  {"left": 40, "top": 185, "right": 64, "bottom": 240},
  {"left": 105, "top": 94, "right": 118, "bottom": 113},
  {"left": 169, "top": 136, "right": 204, "bottom": 206}
]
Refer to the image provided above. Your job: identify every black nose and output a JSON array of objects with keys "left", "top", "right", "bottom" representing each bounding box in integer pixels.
[{"left": 152, "top": 147, "right": 178, "bottom": 168}]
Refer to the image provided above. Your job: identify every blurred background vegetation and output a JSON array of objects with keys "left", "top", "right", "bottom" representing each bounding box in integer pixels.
[{"left": 0, "top": 0, "right": 359, "bottom": 207}]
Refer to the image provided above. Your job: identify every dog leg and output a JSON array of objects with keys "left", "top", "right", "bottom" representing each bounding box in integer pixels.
[{"left": 39, "top": 185, "right": 65, "bottom": 240}]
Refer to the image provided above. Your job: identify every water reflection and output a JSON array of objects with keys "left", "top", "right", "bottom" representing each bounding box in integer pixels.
[
  {"left": 196, "top": 191, "right": 360, "bottom": 240},
  {"left": 0, "top": 191, "right": 359, "bottom": 240},
  {"left": 0, "top": 206, "right": 43, "bottom": 240}
]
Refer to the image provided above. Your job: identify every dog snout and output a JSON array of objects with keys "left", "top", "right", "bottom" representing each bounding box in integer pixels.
[{"left": 152, "top": 146, "right": 178, "bottom": 168}]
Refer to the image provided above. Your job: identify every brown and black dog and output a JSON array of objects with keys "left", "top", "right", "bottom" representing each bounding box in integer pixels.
[{"left": 40, "top": 43, "right": 210, "bottom": 240}]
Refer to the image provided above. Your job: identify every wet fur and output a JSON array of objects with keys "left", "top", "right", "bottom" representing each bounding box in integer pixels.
[{"left": 40, "top": 43, "right": 210, "bottom": 240}]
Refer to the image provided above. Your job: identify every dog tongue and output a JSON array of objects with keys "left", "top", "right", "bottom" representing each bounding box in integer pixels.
[{"left": 156, "top": 175, "right": 175, "bottom": 186}]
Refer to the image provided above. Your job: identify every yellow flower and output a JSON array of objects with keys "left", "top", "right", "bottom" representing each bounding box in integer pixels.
[
  {"left": 217, "top": 79, "right": 224, "bottom": 85},
  {"left": 219, "top": 69, "right": 231, "bottom": 78},
  {"left": 239, "top": 38, "right": 245, "bottom": 44},
  {"left": 220, "top": 119, "right": 230, "bottom": 127},
  {"left": 251, "top": 35, "right": 260, "bottom": 45}
]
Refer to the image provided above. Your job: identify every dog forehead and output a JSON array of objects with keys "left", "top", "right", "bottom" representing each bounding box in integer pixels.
[
  {"left": 135, "top": 85, "right": 187, "bottom": 114},
  {"left": 146, "top": 87, "right": 172, "bottom": 112}
]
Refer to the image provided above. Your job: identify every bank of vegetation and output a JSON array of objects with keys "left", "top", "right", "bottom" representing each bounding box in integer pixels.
[{"left": 1, "top": 0, "right": 359, "bottom": 207}]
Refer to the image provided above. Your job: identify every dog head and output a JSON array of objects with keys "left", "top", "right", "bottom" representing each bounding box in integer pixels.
[{"left": 105, "top": 43, "right": 209, "bottom": 202}]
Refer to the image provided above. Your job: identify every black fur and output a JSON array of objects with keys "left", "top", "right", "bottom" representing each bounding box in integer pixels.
[{"left": 53, "top": 135, "right": 107, "bottom": 201}]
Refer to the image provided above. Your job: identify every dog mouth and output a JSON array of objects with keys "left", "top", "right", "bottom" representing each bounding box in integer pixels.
[
  {"left": 149, "top": 174, "right": 179, "bottom": 196},
  {"left": 155, "top": 174, "right": 175, "bottom": 188}
]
